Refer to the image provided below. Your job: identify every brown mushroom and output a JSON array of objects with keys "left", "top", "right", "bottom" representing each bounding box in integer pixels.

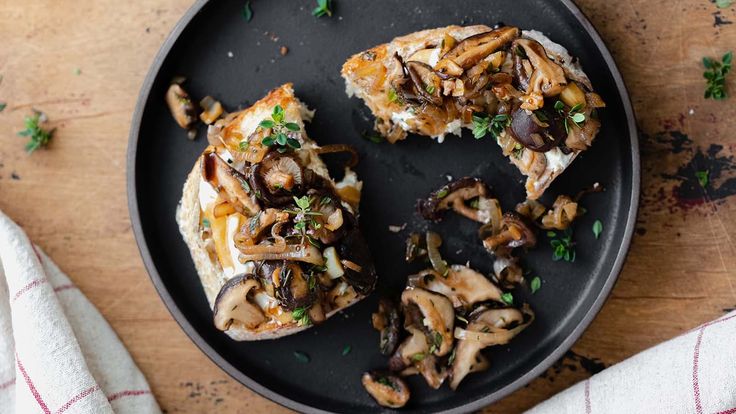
[
  {"left": 199, "top": 96, "right": 224, "bottom": 125},
  {"left": 481, "top": 212, "right": 537, "bottom": 254},
  {"left": 202, "top": 151, "right": 261, "bottom": 216},
  {"left": 361, "top": 371, "right": 410, "bottom": 408},
  {"left": 372, "top": 298, "right": 401, "bottom": 356},
  {"left": 435, "top": 26, "right": 520, "bottom": 75},
  {"left": 512, "top": 38, "right": 567, "bottom": 111},
  {"left": 165, "top": 83, "right": 197, "bottom": 129},
  {"left": 248, "top": 152, "right": 306, "bottom": 207},
  {"left": 389, "top": 326, "right": 448, "bottom": 389},
  {"left": 509, "top": 105, "right": 567, "bottom": 152},
  {"left": 274, "top": 262, "right": 314, "bottom": 311},
  {"left": 450, "top": 305, "right": 534, "bottom": 389},
  {"left": 406, "top": 61, "right": 443, "bottom": 105},
  {"left": 407, "top": 265, "right": 503, "bottom": 309},
  {"left": 401, "top": 288, "right": 454, "bottom": 357},
  {"left": 541, "top": 195, "right": 578, "bottom": 230},
  {"left": 212, "top": 274, "right": 266, "bottom": 331},
  {"left": 417, "top": 177, "right": 490, "bottom": 222}
]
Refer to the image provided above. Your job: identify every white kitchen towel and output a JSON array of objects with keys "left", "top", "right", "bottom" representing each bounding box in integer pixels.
[
  {"left": 527, "top": 311, "right": 736, "bottom": 414},
  {"left": 0, "top": 211, "right": 161, "bottom": 414}
]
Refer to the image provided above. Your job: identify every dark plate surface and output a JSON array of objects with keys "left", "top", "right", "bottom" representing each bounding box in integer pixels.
[{"left": 127, "top": 1, "right": 639, "bottom": 412}]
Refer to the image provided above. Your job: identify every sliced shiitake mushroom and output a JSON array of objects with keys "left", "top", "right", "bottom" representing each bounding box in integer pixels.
[
  {"left": 481, "top": 212, "right": 537, "bottom": 254},
  {"left": 407, "top": 265, "right": 503, "bottom": 309},
  {"left": 540, "top": 195, "right": 578, "bottom": 230},
  {"left": 249, "top": 152, "right": 305, "bottom": 207},
  {"left": 274, "top": 261, "right": 314, "bottom": 311},
  {"left": 361, "top": 371, "right": 410, "bottom": 408},
  {"left": 202, "top": 151, "right": 261, "bottom": 216},
  {"left": 509, "top": 105, "right": 567, "bottom": 152},
  {"left": 435, "top": 26, "right": 519, "bottom": 75},
  {"left": 337, "top": 228, "right": 378, "bottom": 295},
  {"left": 512, "top": 38, "right": 567, "bottom": 110},
  {"left": 417, "top": 177, "right": 490, "bottom": 222},
  {"left": 372, "top": 298, "right": 401, "bottom": 355},
  {"left": 212, "top": 274, "right": 266, "bottom": 331},
  {"left": 406, "top": 61, "right": 443, "bottom": 105},
  {"left": 401, "top": 288, "right": 454, "bottom": 357},
  {"left": 165, "top": 83, "right": 197, "bottom": 129}
]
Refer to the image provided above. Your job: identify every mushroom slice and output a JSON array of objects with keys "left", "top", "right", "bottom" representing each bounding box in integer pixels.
[
  {"left": 515, "top": 198, "right": 547, "bottom": 221},
  {"left": 417, "top": 177, "right": 490, "bottom": 222},
  {"left": 372, "top": 298, "right": 401, "bottom": 355},
  {"left": 492, "top": 256, "right": 524, "bottom": 287},
  {"left": 450, "top": 305, "right": 534, "bottom": 389},
  {"left": 202, "top": 151, "right": 261, "bottom": 216},
  {"left": 407, "top": 265, "right": 503, "bottom": 309},
  {"left": 509, "top": 105, "right": 567, "bottom": 152},
  {"left": 512, "top": 38, "right": 567, "bottom": 111},
  {"left": 274, "top": 262, "right": 314, "bottom": 311},
  {"left": 213, "top": 274, "right": 266, "bottom": 331},
  {"left": 249, "top": 152, "right": 305, "bottom": 207},
  {"left": 481, "top": 212, "right": 537, "bottom": 255},
  {"left": 541, "top": 195, "right": 578, "bottom": 230},
  {"left": 237, "top": 242, "right": 325, "bottom": 266},
  {"left": 406, "top": 61, "right": 443, "bottom": 105},
  {"left": 435, "top": 26, "right": 519, "bottom": 75},
  {"left": 361, "top": 372, "right": 410, "bottom": 409},
  {"left": 165, "top": 83, "right": 197, "bottom": 129},
  {"left": 389, "top": 326, "right": 447, "bottom": 389},
  {"left": 401, "top": 288, "right": 454, "bottom": 357},
  {"left": 337, "top": 229, "right": 378, "bottom": 295}
]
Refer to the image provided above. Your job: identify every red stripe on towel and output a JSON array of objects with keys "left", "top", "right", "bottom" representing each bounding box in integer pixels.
[
  {"left": 54, "top": 385, "right": 100, "bottom": 414},
  {"left": 584, "top": 379, "right": 591, "bottom": 413},
  {"left": 692, "top": 326, "right": 705, "bottom": 414},
  {"left": 0, "top": 378, "right": 15, "bottom": 390},
  {"left": 715, "top": 408, "right": 736, "bottom": 414},
  {"left": 11, "top": 279, "right": 47, "bottom": 303},
  {"left": 107, "top": 389, "right": 152, "bottom": 402},
  {"left": 53, "top": 284, "right": 77, "bottom": 293},
  {"left": 16, "top": 354, "right": 50, "bottom": 414}
]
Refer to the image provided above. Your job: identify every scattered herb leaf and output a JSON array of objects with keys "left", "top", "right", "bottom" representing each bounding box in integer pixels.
[
  {"left": 342, "top": 345, "right": 352, "bottom": 356},
  {"left": 501, "top": 292, "right": 514, "bottom": 305},
  {"left": 312, "top": 0, "right": 332, "bottom": 17},
  {"left": 18, "top": 111, "right": 55, "bottom": 154},
  {"left": 549, "top": 229, "right": 576, "bottom": 262},
  {"left": 696, "top": 169, "right": 710, "bottom": 188},
  {"left": 411, "top": 353, "right": 426, "bottom": 362},
  {"left": 530, "top": 276, "right": 541, "bottom": 294},
  {"left": 243, "top": 1, "right": 253, "bottom": 21},
  {"left": 555, "top": 100, "right": 587, "bottom": 133},
  {"left": 74, "top": 68, "right": 81, "bottom": 76},
  {"left": 716, "top": 0, "right": 733, "bottom": 8},
  {"left": 472, "top": 113, "right": 511, "bottom": 140},
  {"left": 292, "top": 306, "right": 312, "bottom": 326},
  {"left": 592, "top": 220, "right": 603, "bottom": 239},
  {"left": 447, "top": 347, "right": 457, "bottom": 365},
  {"left": 363, "top": 131, "right": 385, "bottom": 144},
  {"left": 202, "top": 218, "right": 211, "bottom": 228},
  {"left": 703, "top": 51, "right": 732, "bottom": 100},
  {"left": 0, "top": 102, "right": 6, "bottom": 112},
  {"left": 293, "top": 351, "right": 310, "bottom": 363}
]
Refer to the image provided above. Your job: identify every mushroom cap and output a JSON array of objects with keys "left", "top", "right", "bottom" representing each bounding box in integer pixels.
[
  {"left": 212, "top": 274, "right": 266, "bottom": 331},
  {"left": 408, "top": 265, "right": 503, "bottom": 308},
  {"left": 361, "top": 371, "right": 410, "bottom": 408},
  {"left": 400, "top": 288, "right": 455, "bottom": 356}
]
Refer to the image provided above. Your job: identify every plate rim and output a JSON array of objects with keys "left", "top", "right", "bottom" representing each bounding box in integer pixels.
[{"left": 126, "top": 1, "right": 641, "bottom": 412}]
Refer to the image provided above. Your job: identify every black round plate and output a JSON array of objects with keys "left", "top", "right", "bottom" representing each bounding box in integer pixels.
[{"left": 128, "top": 1, "right": 639, "bottom": 412}]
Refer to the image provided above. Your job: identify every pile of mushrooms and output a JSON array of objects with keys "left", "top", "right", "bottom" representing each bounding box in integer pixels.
[
  {"left": 200, "top": 105, "right": 377, "bottom": 333},
  {"left": 388, "top": 25, "right": 605, "bottom": 160},
  {"left": 362, "top": 232, "right": 533, "bottom": 408}
]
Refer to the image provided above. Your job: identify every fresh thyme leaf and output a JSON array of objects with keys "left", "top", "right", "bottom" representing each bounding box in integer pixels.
[
  {"left": 18, "top": 111, "right": 55, "bottom": 154},
  {"left": 530, "top": 276, "right": 541, "bottom": 294},
  {"left": 259, "top": 120, "right": 275, "bottom": 129},
  {"left": 312, "top": 0, "right": 333, "bottom": 17},
  {"left": 293, "top": 351, "right": 310, "bottom": 363},
  {"left": 472, "top": 113, "right": 510, "bottom": 140},
  {"left": 550, "top": 228, "right": 576, "bottom": 262},
  {"left": 716, "top": 0, "right": 733, "bottom": 8},
  {"left": 363, "top": 131, "right": 385, "bottom": 143},
  {"left": 703, "top": 51, "right": 732, "bottom": 100},
  {"left": 238, "top": 140, "right": 250, "bottom": 151},
  {"left": 376, "top": 377, "right": 399, "bottom": 391},
  {"left": 436, "top": 187, "right": 449, "bottom": 198},
  {"left": 696, "top": 169, "right": 710, "bottom": 188},
  {"left": 0, "top": 102, "right": 6, "bottom": 112},
  {"left": 512, "top": 143, "right": 524, "bottom": 159},
  {"left": 243, "top": 1, "right": 253, "bottom": 22},
  {"left": 202, "top": 218, "right": 211, "bottom": 228},
  {"left": 342, "top": 345, "right": 352, "bottom": 356},
  {"left": 447, "top": 347, "right": 457, "bottom": 365},
  {"left": 501, "top": 292, "right": 514, "bottom": 305},
  {"left": 292, "top": 306, "right": 312, "bottom": 326},
  {"left": 592, "top": 219, "right": 603, "bottom": 239},
  {"left": 425, "top": 84, "right": 436, "bottom": 94},
  {"left": 259, "top": 105, "right": 302, "bottom": 152},
  {"left": 554, "top": 100, "right": 565, "bottom": 112},
  {"left": 284, "top": 122, "right": 300, "bottom": 131},
  {"left": 571, "top": 113, "right": 586, "bottom": 123},
  {"left": 74, "top": 68, "right": 81, "bottom": 76},
  {"left": 547, "top": 231, "right": 557, "bottom": 238},
  {"left": 472, "top": 114, "right": 490, "bottom": 139},
  {"left": 387, "top": 88, "right": 401, "bottom": 104},
  {"left": 411, "top": 352, "right": 426, "bottom": 361}
]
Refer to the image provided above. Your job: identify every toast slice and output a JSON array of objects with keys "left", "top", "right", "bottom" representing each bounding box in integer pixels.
[
  {"left": 342, "top": 25, "right": 605, "bottom": 199},
  {"left": 177, "top": 84, "right": 376, "bottom": 341}
]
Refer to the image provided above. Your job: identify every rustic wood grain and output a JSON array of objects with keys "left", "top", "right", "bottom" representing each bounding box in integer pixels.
[{"left": 0, "top": 1, "right": 734, "bottom": 413}]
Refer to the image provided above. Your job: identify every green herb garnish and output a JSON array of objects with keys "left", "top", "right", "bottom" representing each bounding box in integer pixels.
[
  {"left": 292, "top": 306, "right": 312, "bottom": 326},
  {"left": 387, "top": 88, "right": 401, "bottom": 104},
  {"left": 511, "top": 143, "right": 524, "bottom": 159},
  {"left": 472, "top": 113, "right": 511, "bottom": 140},
  {"left": 0, "top": 102, "right": 6, "bottom": 112},
  {"left": 696, "top": 170, "right": 710, "bottom": 188},
  {"left": 376, "top": 377, "right": 398, "bottom": 391},
  {"left": 447, "top": 347, "right": 457, "bottom": 365},
  {"left": 411, "top": 353, "right": 426, "bottom": 362},
  {"left": 312, "top": 0, "right": 332, "bottom": 17},
  {"left": 436, "top": 187, "right": 449, "bottom": 198},
  {"left": 530, "top": 276, "right": 541, "bottom": 294},
  {"left": 18, "top": 111, "right": 55, "bottom": 154},
  {"left": 202, "top": 218, "right": 211, "bottom": 228},
  {"left": 428, "top": 331, "right": 443, "bottom": 354},
  {"left": 293, "top": 351, "right": 310, "bottom": 363},
  {"left": 703, "top": 51, "right": 732, "bottom": 100},
  {"left": 363, "top": 131, "right": 385, "bottom": 144},
  {"left": 342, "top": 345, "right": 352, "bottom": 356},
  {"left": 554, "top": 100, "right": 586, "bottom": 133},
  {"left": 716, "top": 0, "right": 733, "bottom": 8},
  {"left": 243, "top": 1, "right": 253, "bottom": 21},
  {"left": 549, "top": 229, "right": 576, "bottom": 262},
  {"left": 592, "top": 220, "right": 603, "bottom": 239},
  {"left": 287, "top": 196, "right": 323, "bottom": 239},
  {"left": 259, "top": 105, "right": 301, "bottom": 152},
  {"left": 425, "top": 84, "right": 436, "bottom": 94},
  {"left": 501, "top": 292, "right": 514, "bottom": 305}
]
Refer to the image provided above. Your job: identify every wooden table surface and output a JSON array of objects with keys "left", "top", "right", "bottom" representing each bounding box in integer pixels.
[{"left": 1, "top": 0, "right": 735, "bottom": 412}]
